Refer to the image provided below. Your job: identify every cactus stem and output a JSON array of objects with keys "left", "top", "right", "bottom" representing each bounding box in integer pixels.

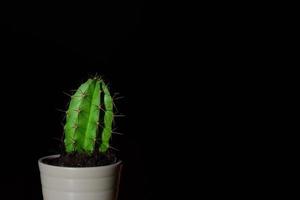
[
  {"left": 71, "top": 95, "right": 81, "bottom": 99},
  {"left": 81, "top": 94, "right": 88, "bottom": 98},
  {"left": 86, "top": 137, "right": 96, "bottom": 143},
  {"left": 64, "top": 78, "right": 117, "bottom": 154},
  {"left": 94, "top": 104, "right": 105, "bottom": 112},
  {"left": 73, "top": 108, "right": 81, "bottom": 113},
  {"left": 77, "top": 89, "right": 85, "bottom": 94},
  {"left": 78, "top": 89, "right": 89, "bottom": 98},
  {"left": 65, "top": 137, "right": 76, "bottom": 146},
  {"left": 72, "top": 124, "right": 78, "bottom": 129}
]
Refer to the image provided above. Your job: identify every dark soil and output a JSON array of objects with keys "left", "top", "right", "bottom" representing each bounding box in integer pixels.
[{"left": 42, "top": 151, "right": 118, "bottom": 167}]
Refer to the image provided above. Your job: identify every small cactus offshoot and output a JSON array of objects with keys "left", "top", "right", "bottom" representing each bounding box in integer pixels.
[{"left": 64, "top": 77, "right": 114, "bottom": 154}]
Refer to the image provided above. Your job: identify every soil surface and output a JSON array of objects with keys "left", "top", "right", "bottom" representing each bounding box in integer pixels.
[{"left": 42, "top": 151, "right": 118, "bottom": 167}]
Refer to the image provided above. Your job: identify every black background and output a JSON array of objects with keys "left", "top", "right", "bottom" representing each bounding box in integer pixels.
[
  {"left": 0, "top": 2, "right": 183, "bottom": 199},
  {"left": 0, "top": 2, "right": 263, "bottom": 199}
]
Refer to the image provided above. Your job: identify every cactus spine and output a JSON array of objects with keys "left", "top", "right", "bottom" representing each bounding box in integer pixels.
[{"left": 64, "top": 78, "right": 114, "bottom": 154}]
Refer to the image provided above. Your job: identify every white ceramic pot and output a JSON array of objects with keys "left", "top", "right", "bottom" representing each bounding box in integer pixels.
[{"left": 38, "top": 155, "right": 122, "bottom": 200}]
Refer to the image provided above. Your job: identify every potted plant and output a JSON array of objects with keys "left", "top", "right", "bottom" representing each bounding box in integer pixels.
[{"left": 38, "top": 77, "right": 122, "bottom": 200}]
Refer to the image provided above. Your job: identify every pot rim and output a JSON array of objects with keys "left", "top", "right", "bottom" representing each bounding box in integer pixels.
[{"left": 39, "top": 154, "right": 122, "bottom": 169}]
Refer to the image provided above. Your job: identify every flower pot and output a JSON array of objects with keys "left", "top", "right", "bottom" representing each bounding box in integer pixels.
[{"left": 38, "top": 155, "right": 122, "bottom": 200}]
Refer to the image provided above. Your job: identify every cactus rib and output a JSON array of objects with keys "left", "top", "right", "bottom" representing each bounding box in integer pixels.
[
  {"left": 64, "top": 79, "right": 101, "bottom": 154},
  {"left": 99, "top": 83, "right": 114, "bottom": 152}
]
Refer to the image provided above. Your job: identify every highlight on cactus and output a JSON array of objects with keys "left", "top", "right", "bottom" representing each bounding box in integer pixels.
[{"left": 63, "top": 77, "right": 115, "bottom": 155}]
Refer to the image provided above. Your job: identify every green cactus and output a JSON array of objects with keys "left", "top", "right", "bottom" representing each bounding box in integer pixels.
[{"left": 64, "top": 77, "right": 114, "bottom": 154}]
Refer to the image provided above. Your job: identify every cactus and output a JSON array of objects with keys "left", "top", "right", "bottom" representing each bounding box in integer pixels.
[{"left": 64, "top": 77, "right": 114, "bottom": 154}]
